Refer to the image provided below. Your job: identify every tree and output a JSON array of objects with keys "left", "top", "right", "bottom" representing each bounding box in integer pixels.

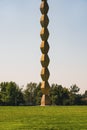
[
  {"left": 0, "top": 82, "right": 8, "bottom": 105},
  {"left": 50, "top": 84, "right": 70, "bottom": 105},
  {"left": 69, "top": 84, "right": 80, "bottom": 105},
  {"left": 70, "top": 84, "right": 80, "bottom": 94},
  {"left": 84, "top": 90, "right": 87, "bottom": 98},
  {"left": 81, "top": 90, "right": 87, "bottom": 105},
  {"left": 24, "top": 82, "right": 37, "bottom": 105},
  {"left": 0, "top": 82, "right": 24, "bottom": 106},
  {"left": 34, "top": 83, "right": 42, "bottom": 105}
]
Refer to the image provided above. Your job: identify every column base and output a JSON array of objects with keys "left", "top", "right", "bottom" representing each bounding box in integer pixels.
[{"left": 41, "top": 94, "right": 51, "bottom": 106}]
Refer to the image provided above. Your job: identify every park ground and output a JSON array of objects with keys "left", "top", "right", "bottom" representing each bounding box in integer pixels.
[{"left": 0, "top": 106, "right": 87, "bottom": 130}]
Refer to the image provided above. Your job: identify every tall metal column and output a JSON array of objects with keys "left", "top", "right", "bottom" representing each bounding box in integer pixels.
[{"left": 40, "top": 0, "right": 51, "bottom": 106}]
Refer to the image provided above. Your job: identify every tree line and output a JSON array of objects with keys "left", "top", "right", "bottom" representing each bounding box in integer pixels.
[{"left": 0, "top": 82, "right": 87, "bottom": 106}]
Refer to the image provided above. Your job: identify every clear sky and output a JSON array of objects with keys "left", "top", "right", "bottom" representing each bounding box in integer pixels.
[{"left": 0, "top": 0, "right": 87, "bottom": 93}]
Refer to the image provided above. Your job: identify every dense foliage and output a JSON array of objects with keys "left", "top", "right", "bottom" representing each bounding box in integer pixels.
[{"left": 0, "top": 82, "right": 87, "bottom": 106}]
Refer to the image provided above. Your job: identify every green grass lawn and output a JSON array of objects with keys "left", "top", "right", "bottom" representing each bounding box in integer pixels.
[{"left": 0, "top": 106, "right": 87, "bottom": 130}]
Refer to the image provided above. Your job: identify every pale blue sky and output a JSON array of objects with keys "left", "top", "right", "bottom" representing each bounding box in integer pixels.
[{"left": 0, "top": 0, "right": 87, "bottom": 93}]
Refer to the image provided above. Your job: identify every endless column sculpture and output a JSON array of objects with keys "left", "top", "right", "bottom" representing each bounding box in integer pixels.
[{"left": 40, "top": 0, "right": 51, "bottom": 106}]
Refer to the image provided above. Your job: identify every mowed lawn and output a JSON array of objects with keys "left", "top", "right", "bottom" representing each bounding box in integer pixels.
[{"left": 0, "top": 106, "right": 87, "bottom": 130}]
